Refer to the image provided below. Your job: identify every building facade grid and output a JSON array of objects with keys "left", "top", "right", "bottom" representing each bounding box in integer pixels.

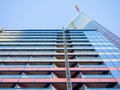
[{"left": 0, "top": 29, "right": 120, "bottom": 90}]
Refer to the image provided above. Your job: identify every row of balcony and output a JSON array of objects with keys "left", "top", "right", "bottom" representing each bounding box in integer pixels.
[
  {"left": 0, "top": 88, "right": 119, "bottom": 90},
  {"left": 0, "top": 83, "right": 119, "bottom": 90},
  {"left": 0, "top": 61, "right": 105, "bottom": 67},
  {"left": 0, "top": 33, "right": 86, "bottom": 36},
  {"left": 0, "top": 35, "right": 87, "bottom": 38},
  {"left": 0, "top": 64, "right": 105, "bottom": 68},
  {"left": 0, "top": 75, "right": 113, "bottom": 79}
]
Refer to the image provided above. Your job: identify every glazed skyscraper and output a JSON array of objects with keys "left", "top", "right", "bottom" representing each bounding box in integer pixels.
[{"left": 0, "top": 12, "right": 120, "bottom": 90}]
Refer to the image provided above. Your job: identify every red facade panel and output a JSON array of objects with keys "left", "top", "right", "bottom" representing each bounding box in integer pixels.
[
  {"left": 1, "top": 78, "right": 120, "bottom": 83},
  {"left": 99, "top": 79, "right": 116, "bottom": 82},
  {"left": 18, "top": 78, "right": 35, "bottom": 82},
  {"left": 1, "top": 78, "right": 19, "bottom": 82}
]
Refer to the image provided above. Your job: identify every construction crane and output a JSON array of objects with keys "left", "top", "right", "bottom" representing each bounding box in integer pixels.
[{"left": 75, "top": 4, "right": 80, "bottom": 12}]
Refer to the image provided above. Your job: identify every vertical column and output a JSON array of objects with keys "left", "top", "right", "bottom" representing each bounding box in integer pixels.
[{"left": 62, "top": 29, "right": 72, "bottom": 90}]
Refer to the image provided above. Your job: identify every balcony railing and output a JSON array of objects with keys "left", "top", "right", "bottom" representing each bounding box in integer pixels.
[
  {"left": 82, "top": 75, "right": 113, "bottom": 78},
  {"left": 85, "top": 88, "right": 120, "bottom": 90},
  {"left": 0, "top": 65, "right": 53, "bottom": 68},
  {"left": 0, "top": 88, "right": 51, "bottom": 90},
  {"left": 0, "top": 75, "right": 52, "bottom": 78},
  {"left": 79, "top": 65, "right": 106, "bottom": 68}
]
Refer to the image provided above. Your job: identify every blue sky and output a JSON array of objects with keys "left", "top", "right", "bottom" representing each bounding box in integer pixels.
[{"left": 0, "top": 0, "right": 120, "bottom": 36}]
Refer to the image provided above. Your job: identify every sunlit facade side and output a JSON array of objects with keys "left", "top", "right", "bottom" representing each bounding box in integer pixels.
[
  {"left": 65, "top": 12, "right": 120, "bottom": 89},
  {"left": 0, "top": 12, "right": 120, "bottom": 90}
]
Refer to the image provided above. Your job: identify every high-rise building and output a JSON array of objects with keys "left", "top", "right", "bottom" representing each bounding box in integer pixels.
[{"left": 0, "top": 12, "right": 120, "bottom": 90}]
